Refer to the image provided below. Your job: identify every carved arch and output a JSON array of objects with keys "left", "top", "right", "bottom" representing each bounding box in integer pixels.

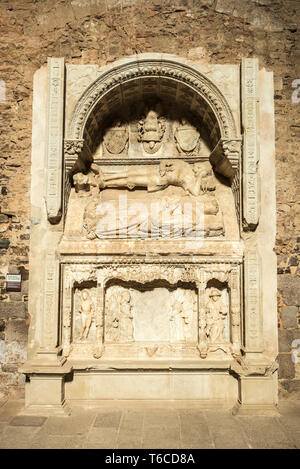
[
  {"left": 68, "top": 54, "right": 238, "bottom": 142},
  {"left": 64, "top": 54, "right": 242, "bottom": 224}
]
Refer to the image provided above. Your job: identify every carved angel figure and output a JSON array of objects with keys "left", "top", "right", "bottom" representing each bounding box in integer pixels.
[
  {"left": 205, "top": 288, "right": 227, "bottom": 344},
  {"left": 78, "top": 289, "right": 95, "bottom": 340}
]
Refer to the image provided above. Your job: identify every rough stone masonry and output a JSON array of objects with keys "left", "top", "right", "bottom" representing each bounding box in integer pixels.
[{"left": 0, "top": 0, "right": 299, "bottom": 399}]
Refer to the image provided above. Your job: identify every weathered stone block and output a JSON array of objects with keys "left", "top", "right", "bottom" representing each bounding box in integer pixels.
[
  {"left": 278, "top": 275, "right": 300, "bottom": 306},
  {"left": 0, "top": 239, "right": 10, "bottom": 249},
  {"left": 0, "top": 302, "right": 26, "bottom": 319},
  {"left": 281, "top": 306, "right": 299, "bottom": 329},
  {"left": 215, "top": 0, "right": 234, "bottom": 14},
  {"left": 279, "top": 379, "right": 300, "bottom": 396},
  {"left": 5, "top": 319, "right": 28, "bottom": 344},
  {"left": 278, "top": 354, "right": 295, "bottom": 380},
  {"left": 291, "top": 329, "right": 300, "bottom": 342},
  {"left": 5, "top": 342, "right": 27, "bottom": 364},
  {"left": 9, "top": 292, "right": 23, "bottom": 302},
  {"left": 0, "top": 339, "right": 7, "bottom": 363},
  {"left": 278, "top": 329, "right": 293, "bottom": 352}
]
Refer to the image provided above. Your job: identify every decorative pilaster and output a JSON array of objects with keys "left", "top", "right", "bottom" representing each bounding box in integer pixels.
[
  {"left": 45, "top": 58, "right": 65, "bottom": 224},
  {"left": 243, "top": 249, "right": 263, "bottom": 353},
  {"left": 241, "top": 58, "right": 260, "bottom": 230},
  {"left": 62, "top": 268, "right": 72, "bottom": 357},
  {"left": 94, "top": 282, "right": 105, "bottom": 359},
  {"left": 229, "top": 266, "right": 241, "bottom": 357},
  {"left": 197, "top": 271, "right": 208, "bottom": 359}
]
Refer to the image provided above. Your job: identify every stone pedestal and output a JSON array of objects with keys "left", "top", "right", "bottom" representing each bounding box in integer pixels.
[
  {"left": 20, "top": 349, "right": 72, "bottom": 416},
  {"left": 232, "top": 375, "right": 279, "bottom": 416}
]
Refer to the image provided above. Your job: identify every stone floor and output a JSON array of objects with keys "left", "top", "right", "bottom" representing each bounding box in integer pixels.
[{"left": 0, "top": 398, "right": 300, "bottom": 449}]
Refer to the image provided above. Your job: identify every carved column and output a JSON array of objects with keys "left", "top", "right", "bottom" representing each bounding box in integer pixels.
[{"left": 46, "top": 57, "right": 65, "bottom": 224}]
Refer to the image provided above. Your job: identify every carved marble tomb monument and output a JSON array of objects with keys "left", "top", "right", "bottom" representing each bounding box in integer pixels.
[{"left": 21, "top": 54, "right": 278, "bottom": 415}]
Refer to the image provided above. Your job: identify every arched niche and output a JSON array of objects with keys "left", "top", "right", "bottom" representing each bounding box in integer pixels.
[{"left": 64, "top": 54, "right": 242, "bottom": 223}]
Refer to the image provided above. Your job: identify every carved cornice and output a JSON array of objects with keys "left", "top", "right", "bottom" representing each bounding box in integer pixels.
[
  {"left": 63, "top": 261, "right": 239, "bottom": 288},
  {"left": 68, "top": 56, "right": 238, "bottom": 141},
  {"left": 60, "top": 256, "right": 243, "bottom": 265},
  {"left": 230, "top": 359, "right": 278, "bottom": 378}
]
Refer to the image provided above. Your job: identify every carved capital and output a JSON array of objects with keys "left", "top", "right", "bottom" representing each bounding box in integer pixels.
[
  {"left": 64, "top": 139, "right": 84, "bottom": 172},
  {"left": 230, "top": 359, "right": 278, "bottom": 377}
]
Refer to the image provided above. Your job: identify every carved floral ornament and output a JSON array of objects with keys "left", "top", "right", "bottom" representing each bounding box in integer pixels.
[
  {"left": 67, "top": 57, "right": 238, "bottom": 142},
  {"left": 63, "top": 263, "right": 238, "bottom": 288}
]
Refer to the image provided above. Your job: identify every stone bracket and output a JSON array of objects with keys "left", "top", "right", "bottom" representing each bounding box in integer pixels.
[{"left": 209, "top": 138, "right": 242, "bottom": 180}]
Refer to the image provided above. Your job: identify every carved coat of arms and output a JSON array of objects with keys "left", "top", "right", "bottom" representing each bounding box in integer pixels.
[
  {"left": 174, "top": 119, "right": 201, "bottom": 155},
  {"left": 103, "top": 122, "right": 129, "bottom": 154},
  {"left": 138, "top": 109, "right": 166, "bottom": 154}
]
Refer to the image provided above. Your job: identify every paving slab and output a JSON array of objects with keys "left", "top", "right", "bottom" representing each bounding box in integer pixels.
[
  {"left": 94, "top": 410, "right": 122, "bottom": 428},
  {"left": 0, "top": 400, "right": 24, "bottom": 423},
  {"left": 0, "top": 426, "right": 41, "bottom": 449},
  {"left": 0, "top": 398, "right": 299, "bottom": 449},
  {"left": 43, "top": 411, "right": 96, "bottom": 435},
  {"left": 84, "top": 427, "right": 118, "bottom": 449},
  {"left": 204, "top": 411, "right": 250, "bottom": 449},
  {"left": 237, "top": 416, "right": 297, "bottom": 449},
  {"left": 30, "top": 430, "right": 84, "bottom": 449},
  {"left": 9, "top": 415, "right": 47, "bottom": 427},
  {"left": 179, "top": 410, "right": 214, "bottom": 448}
]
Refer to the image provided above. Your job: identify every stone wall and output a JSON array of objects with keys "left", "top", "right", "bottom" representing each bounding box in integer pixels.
[{"left": 0, "top": 0, "right": 299, "bottom": 399}]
